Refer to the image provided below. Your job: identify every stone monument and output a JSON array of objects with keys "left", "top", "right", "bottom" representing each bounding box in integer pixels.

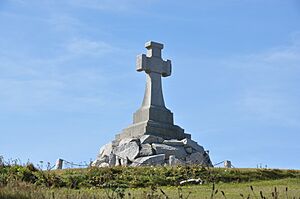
[{"left": 93, "top": 41, "right": 212, "bottom": 167}]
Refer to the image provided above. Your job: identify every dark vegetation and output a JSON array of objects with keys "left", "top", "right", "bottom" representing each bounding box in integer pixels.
[{"left": 1, "top": 164, "right": 299, "bottom": 189}]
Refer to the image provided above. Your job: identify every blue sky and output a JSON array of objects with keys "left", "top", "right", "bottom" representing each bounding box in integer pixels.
[{"left": 0, "top": 0, "right": 300, "bottom": 169}]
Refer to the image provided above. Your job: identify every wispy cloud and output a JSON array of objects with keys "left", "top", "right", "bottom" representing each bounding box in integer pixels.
[
  {"left": 250, "top": 44, "right": 300, "bottom": 68},
  {"left": 227, "top": 33, "right": 300, "bottom": 127},
  {"left": 224, "top": 33, "right": 300, "bottom": 69},
  {"left": 0, "top": 2, "right": 129, "bottom": 114},
  {"left": 48, "top": 14, "right": 84, "bottom": 33},
  {"left": 66, "top": 38, "right": 117, "bottom": 57},
  {"left": 237, "top": 90, "right": 300, "bottom": 127},
  {"left": 0, "top": 36, "right": 120, "bottom": 113},
  {"left": 0, "top": 65, "right": 108, "bottom": 113}
]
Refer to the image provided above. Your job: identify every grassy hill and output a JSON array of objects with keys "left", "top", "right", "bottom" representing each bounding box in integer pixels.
[{"left": 0, "top": 164, "right": 299, "bottom": 198}]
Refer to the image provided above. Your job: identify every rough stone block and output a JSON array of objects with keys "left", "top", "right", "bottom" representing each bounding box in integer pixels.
[
  {"left": 131, "top": 154, "right": 165, "bottom": 166},
  {"left": 152, "top": 143, "right": 187, "bottom": 160},
  {"left": 139, "top": 143, "right": 154, "bottom": 157},
  {"left": 163, "top": 139, "right": 184, "bottom": 146},
  {"left": 121, "top": 158, "right": 129, "bottom": 166},
  {"left": 118, "top": 137, "right": 140, "bottom": 146},
  {"left": 186, "top": 152, "right": 207, "bottom": 165},
  {"left": 182, "top": 138, "right": 204, "bottom": 152},
  {"left": 185, "top": 147, "right": 193, "bottom": 154},
  {"left": 169, "top": 155, "right": 184, "bottom": 166},
  {"left": 140, "top": 135, "right": 164, "bottom": 144},
  {"left": 97, "top": 142, "right": 113, "bottom": 158},
  {"left": 99, "top": 162, "right": 110, "bottom": 167},
  {"left": 92, "top": 155, "right": 109, "bottom": 167},
  {"left": 114, "top": 142, "right": 139, "bottom": 161},
  {"left": 108, "top": 153, "right": 116, "bottom": 166},
  {"left": 115, "top": 157, "right": 121, "bottom": 166}
]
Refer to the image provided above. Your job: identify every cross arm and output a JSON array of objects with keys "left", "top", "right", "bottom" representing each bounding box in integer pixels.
[
  {"left": 136, "top": 54, "right": 172, "bottom": 77},
  {"left": 162, "top": 59, "right": 171, "bottom": 77},
  {"left": 136, "top": 54, "right": 149, "bottom": 73}
]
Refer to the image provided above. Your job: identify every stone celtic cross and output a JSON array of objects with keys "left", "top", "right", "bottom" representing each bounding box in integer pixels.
[
  {"left": 136, "top": 41, "right": 171, "bottom": 108},
  {"left": 116, "top": 41, "right": 190, "bottom": 141},
  {"left": 93, "top": 41, "right": 212, "bottom": 168}
]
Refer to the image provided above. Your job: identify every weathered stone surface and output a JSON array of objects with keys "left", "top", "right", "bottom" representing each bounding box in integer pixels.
[
  {"left": 139, "top": 143, "right": 153, "bottom": 157},
  {"left": 118, "top": 137, "right": 139, "bottom": 146},
  {"left": 99, "top": 162, "right": 110, "bottom": 167},
  {"left": 169, "top": 155, "right": 176, "bottom": 166},
  {"left": 185, "top": 147, "right": 193, "bottom": 154},
  {"left": 114, "top": 142, "right": 139, "bottom": 161},
  {"left": 204, "top": 152, "right": 213, "bottom": 166},
  {"left": 186, "top": 152, "right": 207, "bottom": 165},
  {"left": 91, "top": 159, "right": 101, "bottom": 167},
  {"left": 182, "top": 138, "right": 204, "bottom": 152},
  {"left": 108, "top": 153, "right": 116, "bottom": 166},
  {"left": 92, "top": 155, "right": 108, "bottom": 167},
  {"left": 140, "top": 135, "right": 164, "bottom": 144},
  {"left": 115, "top": 157, "right": 121, "bottom": 166},
  {"left": 121, "top": 158, "right": 129, "bottom": 166},
  {"left": 152, "top": 143, "right": 187, "bottom": 160},
  {"left": 131, "top": 154, "right": 165, "bottom": 166},
  {"left": 169, "top": 155, "right": 184, "bottom": 166},
  {"left": 97, "top": 142, "right": 113, "bottom": 158},
  {"left": 114, "top": 156, "right": 129, "bottom": 166},
  {"left": 163, "top": 139, "right": 184, "bottom": 146}
]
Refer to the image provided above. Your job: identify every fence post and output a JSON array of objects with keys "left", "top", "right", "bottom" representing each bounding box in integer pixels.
[
  {"left": 224, "top": 160, "right": 232, "bottom": 168},
  {"left": 55, "top": 158, "right": 63, "bottom": 170}
]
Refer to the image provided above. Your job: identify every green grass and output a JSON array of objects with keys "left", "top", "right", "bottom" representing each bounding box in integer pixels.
[
  {"left": 0, "top": 165, "right": 300, "bottom": 198},
  {"left": 51, "top": 166, "right": 300, "bottom": 188},
  {"left": 0, "top": 178, "right": 299, "bottom": 199}
]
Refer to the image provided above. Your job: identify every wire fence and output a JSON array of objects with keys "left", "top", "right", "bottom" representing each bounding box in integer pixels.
[{"left": 1, "top": 154, "right": 233, "bottom": 170}]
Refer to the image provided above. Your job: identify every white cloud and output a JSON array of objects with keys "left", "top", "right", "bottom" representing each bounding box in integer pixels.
[
  {"left": 241, "top": 93, "right": 279, "bottom": 117},
  {"left": 238, "top": 90, "right": 300, "bottom": 128},
  {"left": 255, "top": 45, "right": 300, "bottom": 67},
  {"left": 0, "top": 37, "right": 120, "bottom": 113},
  {"left": 48, "top": 14, "right": 84, "bottom": 33},
  {"left": 228, "top": 33, "right": 300, "bottom": 127},
  {"left": 66, "top": 38, "right": 116, "bottom": 56},
  {"left": 0, "top": 66, "right": 108, "bottom": 112},
  {"left": 0, "top": 1, "right": 125, "bottom": 114},
  {"left": 232, "top": 32, "right": 300, "bottom": 69}
]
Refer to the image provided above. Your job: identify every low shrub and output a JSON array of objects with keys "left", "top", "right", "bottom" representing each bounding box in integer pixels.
[{"left": 1, "top": 164, "right": 300, "bottom": 189}]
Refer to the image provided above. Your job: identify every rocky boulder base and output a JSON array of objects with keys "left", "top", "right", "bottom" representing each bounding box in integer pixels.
[{"left": 92, "top": 135, "right": 212, "bottom": 167}]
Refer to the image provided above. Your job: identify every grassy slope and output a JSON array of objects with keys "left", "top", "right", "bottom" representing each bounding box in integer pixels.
[
  {"left": 52, "top": 167, "right": 300, "bottom": 187},
  {"left": 0, "top": 166, "right": 300, "bottom": 198},
  {"left": 1, "top": 178, "right": 299, "bottom": 199}
]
